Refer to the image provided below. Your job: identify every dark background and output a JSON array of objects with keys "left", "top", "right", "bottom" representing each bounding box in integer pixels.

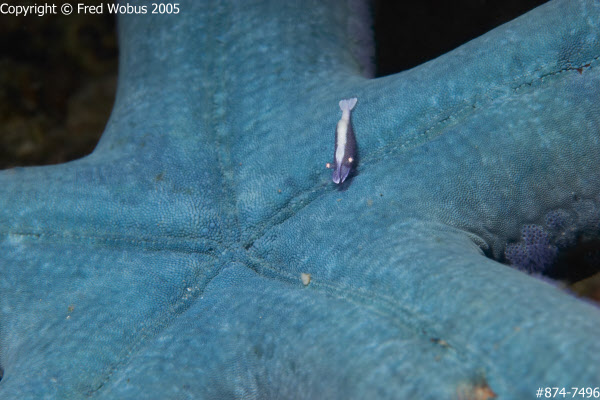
[
  {"left": 0, "top": 5, "right": 117, "bottom": 168},
  {"left": 374, "top": 0, "right": 548, "bottom": 76}
]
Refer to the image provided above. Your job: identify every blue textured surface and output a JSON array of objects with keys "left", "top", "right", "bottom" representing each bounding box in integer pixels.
[{"left": 2, "top": 1, "right": 600, "bottom": 398}]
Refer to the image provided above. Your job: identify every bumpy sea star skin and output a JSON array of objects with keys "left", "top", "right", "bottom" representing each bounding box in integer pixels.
[{"left": 1, "top": 1, "right": 600, "bottom": 398}]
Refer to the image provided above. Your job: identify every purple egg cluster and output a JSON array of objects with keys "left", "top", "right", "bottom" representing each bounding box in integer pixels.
[
  {"left": 505, "top": 224, "right": 558, "bottom": 274},
  {"left": 544, "top": 210, "right": 566, "bottom": 230}
]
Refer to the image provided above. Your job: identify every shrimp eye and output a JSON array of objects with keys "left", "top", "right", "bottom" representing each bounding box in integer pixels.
[{"left": 348, "top": 157, "right": 353, "bottom": 163}]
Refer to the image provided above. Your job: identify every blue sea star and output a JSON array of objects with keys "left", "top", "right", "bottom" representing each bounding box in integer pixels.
[{"left": 1, "top": 1, "right": 599, "bottom": 398}]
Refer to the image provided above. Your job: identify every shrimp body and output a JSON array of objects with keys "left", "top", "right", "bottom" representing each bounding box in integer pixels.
[{"left": 326, "top": 98, "right": 357, "bottom": 184}]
